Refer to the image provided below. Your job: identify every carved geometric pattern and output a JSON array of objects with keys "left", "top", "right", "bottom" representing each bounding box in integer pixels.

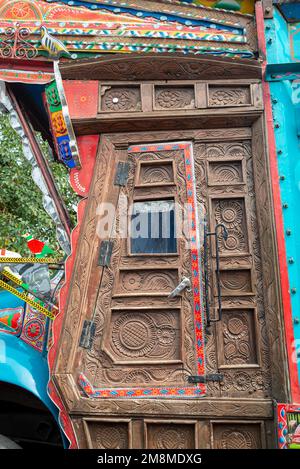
[
  {"left": 138, "top": 161, "right": 174, "bottom": 185},
  {"left": 209, "top": 161, "right": 243, "bottom": 185},
  {"left": 221, "top": 309, "right": 257, "bottom": 366},
  {"left": 155, "top": 87, "right": 194, "bottom": 110},
  {"left": 117, "top": 269, "right": 178, "bottom": 294},
  {"left": 147, "top": 423, "right": 195, "bottom": 449},
  {"left": 109, "top": 310, "right": 180, "bottom": 361},
  {"left": 101, "top": 86, "right": 141, "bottom": 112},
  {"left": 209, "top": 87, "right": 251, "bottom": 107},
  {"left": 213, "top": 423, "right": 262, "bottom": 449},
  {"left": 205, "top": 142, "right": 251, "bottom": 160},
  {"left": 86, "top": 422, "right": 129, "bottom": 449},
  {"left": 219, "top": 269, "right": 252, "bottom": 295}
]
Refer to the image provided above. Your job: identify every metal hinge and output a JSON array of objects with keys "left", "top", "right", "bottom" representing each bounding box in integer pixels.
[
  {"left": 114, "top": 162, "right": 129, "bottom": 186},
  {"left": 188, "top": 373, "right": 224, "bottom": 384},
  {"left": 79, "top": 320, "right": 96, "bottom": 349},
  {"left": 98, "top": 240, "right": 113, "bottom": 266}
]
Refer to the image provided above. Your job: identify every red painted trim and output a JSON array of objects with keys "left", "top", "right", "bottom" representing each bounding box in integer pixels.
[
  {"left": 70, "top": 135, "right": 99, "bottom": 196},
  {"left": 47, "top": 198, "right": 88, "bottom": 449},
  {"left": 0, "top": 59, "right": 53, "bottom": 72},
  {"left": 256, "top": 1, "right": 300, "bottom": 402}
]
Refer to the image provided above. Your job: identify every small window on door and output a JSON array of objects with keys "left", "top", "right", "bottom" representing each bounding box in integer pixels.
[{"left": 131, "top": 200, "right": 177, "bottom": 254}]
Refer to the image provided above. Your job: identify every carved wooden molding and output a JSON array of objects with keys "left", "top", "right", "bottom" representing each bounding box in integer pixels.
[{"left": 60, "top": 54, "right": 262, "bottom": 82}]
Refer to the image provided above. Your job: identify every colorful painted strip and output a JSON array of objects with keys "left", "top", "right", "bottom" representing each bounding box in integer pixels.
[
  {"left": 79, "top": 373, "right": 205, "bottom": 399},
  {"left": 59, "top": 41, "right": 254, "bottom": 58},
  {"left": 45, "top": 77, "right": 80, "bottom": 169},
  {"left": 44, "top": 0, "right": 245, "bottom": 31},
  {"left": 0, "top": 279, "right": 55, "bottom": 320},
  {"left": 0, "top": 68, "right": 54, "bottom": 84},
  {"left": 0, "top": 23, "right": 246, "bottom": 44}
]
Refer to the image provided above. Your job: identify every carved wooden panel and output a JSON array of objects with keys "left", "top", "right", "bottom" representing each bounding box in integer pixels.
[
  {"left": 208, "top": 85, "right": 251, "bottom": 107},
  {"left": 154, "top": 86, "right": 195, "bottom": 110},
  {"left": 216, "top": 308, "right": 259, "bottom": 367},
  {"left": 83, "top": 420, "right": 131, "bottom": 449},
  {"left": 105, "top": 309, "right": 181, "bottom": 364},
  {"left": 219, "top": 269, "right": 253, "bottom": 296},
  {"left": 99, "top": 85, "right": 142, "bottom": 113},
  {"left": 212, "top": 422, "right": 263, "bottom": 449},
  {"left": 145, "top": 421, "right": 197, "bottom": 449},
  {"left": 136, "top": 160, "right": 175, "bottom": 186},
  {"left": 213, "top": 198, "right": 249, "bottom": 256}
]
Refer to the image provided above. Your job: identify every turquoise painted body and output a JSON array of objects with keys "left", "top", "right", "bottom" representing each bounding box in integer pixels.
[
  {"left": 265, "top": 8, "right": 300, "bottom": 383},
  {"left": 0, "top": 289, "right": 59, "bottom": 428}
]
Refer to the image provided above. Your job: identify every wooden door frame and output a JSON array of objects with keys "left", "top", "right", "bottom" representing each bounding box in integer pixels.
[{"left": 54, "top": 122, "right": 289, "bottom": 412}]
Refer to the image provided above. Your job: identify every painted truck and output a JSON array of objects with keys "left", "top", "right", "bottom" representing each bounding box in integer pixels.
[{"left": 0, "top": 0, "right": 298, "bottom": 449}]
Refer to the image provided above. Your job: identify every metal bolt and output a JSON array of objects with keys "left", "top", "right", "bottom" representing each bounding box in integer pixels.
[
  {"left": 275, "top": 123, "right": 280, "bottom": 128},
  {"left": 283, "top": 203, "right": 288, "bottom": 209},
  {"left": 266, "top": 7, "right": 271, "bottom": 13},
  {"left": 286, "top": 229, "right": 292, "bottom": 236},
  {"left": 288, "top": 257, "right": 294, "bottom": 264},
  {"left": 278, "top": 150, "right": 283, "bottom": 155},
  {"left": 291, "top": 288, "right": 297, "bottom": 294},
  {"left": 297, "top": 351, "right": 300, "bottom": 358},
  {"left": 272, "top": 98, "right": 278, "bottom": 103},
  {"left": 294, "top": 317, "right": 300, "bottom": 325},
  {"left": 268, "top": 38, "right": 273, "bottom": 44},
  {"left": 266, "top": 25, "right": 271, "bottom": 30},
  {"left": 280, "top": 175, "right": 285, "bottom": 181}
]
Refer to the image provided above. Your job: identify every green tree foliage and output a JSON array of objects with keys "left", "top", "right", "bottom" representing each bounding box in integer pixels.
[{"left": 0, "top": 114, "right": 78, "bottom": 256}]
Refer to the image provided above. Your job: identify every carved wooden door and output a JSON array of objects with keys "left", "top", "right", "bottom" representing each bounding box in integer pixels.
[
  {"left": 74, "top": 136, "right": 206, "bottom": 398},
  {"left": 55, "top": 125, "right": 287, "bottom": 449}
]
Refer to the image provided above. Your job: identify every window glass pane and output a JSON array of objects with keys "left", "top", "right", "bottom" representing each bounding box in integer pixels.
[{"left": 131, "top": 200, "right": 177, "bottom": 254}]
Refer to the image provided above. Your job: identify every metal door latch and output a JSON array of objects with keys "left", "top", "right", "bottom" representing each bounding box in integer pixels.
[
  {"left": 188, "top": 374, "right": 223, "bottom": 384},
  {"left": 168, "top": 276, "right": 191, "bottom": 298}
]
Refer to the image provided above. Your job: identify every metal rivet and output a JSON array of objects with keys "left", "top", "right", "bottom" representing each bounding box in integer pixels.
[
  {"left": 266, "top": 25, "right": 271, "bottom": 30},
  {"left": 272, "top": 98, "right": 278, "bottom": 103},
  {"left": 286, "top": 229, "right": 292, "bottom": 236},
  {"left": 291, "top": 288, "right": 297, "bottom": 294},
  {"left": 268, "top": 38, "right": 273, "bottom": 44},
  {"left": 112, "top": 97, "right": 119, "bottom": 104},
  {"left": 278, "top": 150, "right": 283, "bottom": 155},
  {"left": 280, "top": 175, "right": 285, "bottom": 181},
  {"left": 288, "top": 257, "right": 294, "bottom": 264},
  {"left": 275, "top": 123, "right": 280, "bottom": 128},
  {"left": 283, "top": 203, "right": 288, "bottom": 209},
  {"left": 297, "top": 351, "right": 300, "bottom": 358},
  {"left": 294, "top": 317, "right": 300, "bottom": 325}
]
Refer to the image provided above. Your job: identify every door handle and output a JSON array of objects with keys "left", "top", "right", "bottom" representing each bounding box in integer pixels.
[{"left": 168, "top": 277, "right": 191, "bottom": 298}]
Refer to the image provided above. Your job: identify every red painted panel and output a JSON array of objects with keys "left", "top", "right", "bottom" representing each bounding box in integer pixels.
[
  {"left": 70, "top": 135, "right": 99, "bottom": 196},
  {"left": 63, "top": 80, "right": 99, "bottom": 119}
]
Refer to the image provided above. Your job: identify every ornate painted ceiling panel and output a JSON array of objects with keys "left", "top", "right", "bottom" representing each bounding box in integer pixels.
[{"left": 0, "top": 0, "right": 255, "bottom": 61}]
